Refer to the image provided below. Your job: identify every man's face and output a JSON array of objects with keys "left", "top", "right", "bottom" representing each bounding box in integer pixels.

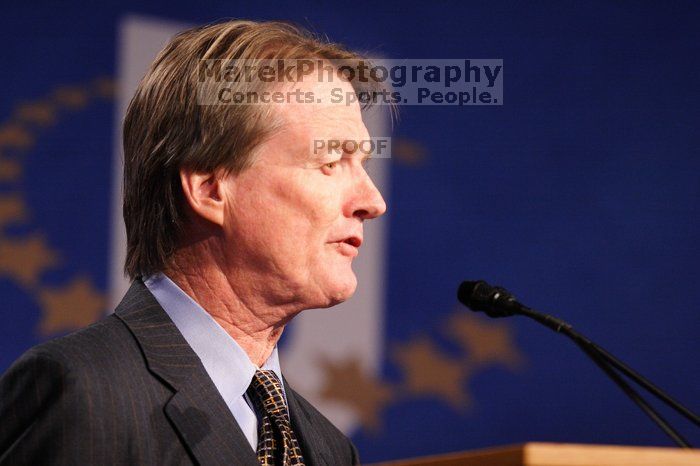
[{"left": 219, "top": 75, "right": 386, "bottom": 309}]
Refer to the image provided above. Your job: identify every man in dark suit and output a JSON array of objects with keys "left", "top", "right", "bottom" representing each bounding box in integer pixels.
[{"left": 0, "top": 20, "right": 386, "bottom": 465}]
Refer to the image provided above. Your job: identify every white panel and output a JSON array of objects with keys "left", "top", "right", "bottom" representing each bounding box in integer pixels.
[{"left": 109, "top": 16, "right": 190, "bottom": 309}]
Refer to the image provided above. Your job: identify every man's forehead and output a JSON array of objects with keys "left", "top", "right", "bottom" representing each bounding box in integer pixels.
[
  {"left": 274, "top": 94, "right": 369, "bottom": 139},
  {"left": 259, "top": 75, "right": 370, "bottom": 160},
  {"left": 276, "top": 73, "right": 362, "bottom": 115},
  {"left": 273, "top": 118, "right": 371, "bottom": 164}
]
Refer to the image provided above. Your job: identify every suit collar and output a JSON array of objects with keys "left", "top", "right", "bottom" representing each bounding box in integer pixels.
[
  {"left": 114, "top": 279, "right": 197, "bottom": 386},
  {"left": 114, "top": 280, "right": 332, "bottom": 466},
  {"left": 114, "top": 280, "right": 258, "bottom": 466}
]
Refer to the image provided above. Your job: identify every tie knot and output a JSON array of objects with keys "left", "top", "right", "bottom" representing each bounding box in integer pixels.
[{"left": 249, "top": 369, "right": 288, "bottom": 416}]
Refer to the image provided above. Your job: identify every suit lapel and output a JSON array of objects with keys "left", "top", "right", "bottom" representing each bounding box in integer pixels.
[
  {"left": 114, "top": 281, "right": 258, "bottom": 466},
  {"left": 285, "top": 383, "right": 333, "bottom": 466}
]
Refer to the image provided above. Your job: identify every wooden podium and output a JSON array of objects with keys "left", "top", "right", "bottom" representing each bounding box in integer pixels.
[{"left": 372, "top": 443, "right": 700, "bottom": 466}]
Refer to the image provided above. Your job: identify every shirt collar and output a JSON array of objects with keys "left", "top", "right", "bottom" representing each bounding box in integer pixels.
[{"left": 143, "top": 272, "right": 283, "bottom": 407}]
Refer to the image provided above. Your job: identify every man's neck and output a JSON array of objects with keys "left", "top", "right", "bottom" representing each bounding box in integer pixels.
[{"left": 164, "top": 250, "right": 296, "bottom": 367}]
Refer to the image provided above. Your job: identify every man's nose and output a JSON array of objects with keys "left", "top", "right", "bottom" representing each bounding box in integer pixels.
[{"left": 351, "top": 171, "right": 387, "bottom": 220}]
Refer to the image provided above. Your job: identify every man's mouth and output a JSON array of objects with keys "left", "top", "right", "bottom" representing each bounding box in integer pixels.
[
  {"left": 331, "top": 235, "right": 362, "bottom": 257},
  {"left": 342, "top": 236, "right": 362, "bottom": 248}
]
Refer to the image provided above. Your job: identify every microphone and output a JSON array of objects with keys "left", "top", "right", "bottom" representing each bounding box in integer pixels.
[
  {"left": 457, "top": 279, "right": 700, "bottom": 448},
  {"left": 457, "top": 280, "right": 520, "bottom": 317},
  {"left": 458, "top": 280, "right": 572, "bottom": 332}
]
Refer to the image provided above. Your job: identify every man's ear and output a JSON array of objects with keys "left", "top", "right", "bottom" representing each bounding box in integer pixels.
[{"left": 179, "top": 169, "right": 226, "bottom": 227}]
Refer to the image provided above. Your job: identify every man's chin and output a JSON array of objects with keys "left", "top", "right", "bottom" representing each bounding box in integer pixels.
[{"left": 320, "top": 274, "right": 358, "bottom": 308}]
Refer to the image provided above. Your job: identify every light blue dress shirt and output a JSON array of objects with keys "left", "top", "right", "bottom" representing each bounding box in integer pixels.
[{"left": 143, "top": 272, "right": 284, "bottom": 451}]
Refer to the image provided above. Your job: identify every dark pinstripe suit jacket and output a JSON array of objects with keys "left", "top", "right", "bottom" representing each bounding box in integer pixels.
[{"left": 0, "top": 281, "right": 360, "bottom": 465}]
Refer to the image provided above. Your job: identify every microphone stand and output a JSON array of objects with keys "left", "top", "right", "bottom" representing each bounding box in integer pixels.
[
  {"left": 579, "top": 341, "right": 691, "bottom": 448},
  {"left": 515, "top": 305, "right": 698, "bottom": 448}
]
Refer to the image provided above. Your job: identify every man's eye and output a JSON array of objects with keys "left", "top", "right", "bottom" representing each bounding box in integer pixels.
[{"left": 324, "top": 162, "right": 338, "bottom": 170}]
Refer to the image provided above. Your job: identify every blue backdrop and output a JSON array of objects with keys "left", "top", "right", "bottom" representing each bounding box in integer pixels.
[{"left": 1, "top": 1, "right": 698, "bottom": 462}]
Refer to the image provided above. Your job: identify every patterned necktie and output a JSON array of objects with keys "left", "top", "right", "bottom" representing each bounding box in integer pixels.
[{"left": 247, "top": 369, "right": 306, "bottom": 466}]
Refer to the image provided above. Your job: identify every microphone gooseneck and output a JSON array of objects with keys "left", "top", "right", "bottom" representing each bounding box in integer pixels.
[{"left": 457, "top": 279, "right": 700, "bottom": 448}]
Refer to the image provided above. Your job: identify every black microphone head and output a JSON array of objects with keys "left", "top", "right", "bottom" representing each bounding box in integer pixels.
[
  {"left": 457, "top": 280, "right": 491, "bottom": 310},
  {"left": 457, "top": 280, "right": 519, "bottom": 318},
  {"left": 457, "top": 280, "right": 482, "bottom": 307}
]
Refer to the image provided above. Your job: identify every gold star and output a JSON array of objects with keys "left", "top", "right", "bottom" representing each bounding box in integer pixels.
[
  {"left": 93, "top": 77, "right": 115, "bottom": 99},
  {"left": 392, "top": 138, "right": 428, "bottom": 166},
  {"left": 393, "top": 337, "right": 470, "bottom": 409},
  {"left": 0, "top": 156, "right": 22, "bottom": 181},
  {"left": 318, "top": 357, "right": 394, "bottom": 432},
  {"left": 445, "top": 311, "right": 525, "bottom": 370},
  {"left": 0, "top": 124, "right": 33, "bottom": 150},
  {"left": 0, "top": 234, "right": 60, "bottom": 287},
  {"left": 0, "top": 195, "right": 28, "bottom": 228},
  {"left": 38, "top": 277, "right": 105, "bottom": 335},
  {"left": 53, "top": 86, "right": 89, "bottom": 109},
  {"left": 15, "top": 101, "right": 57, "bottom": 126}
]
